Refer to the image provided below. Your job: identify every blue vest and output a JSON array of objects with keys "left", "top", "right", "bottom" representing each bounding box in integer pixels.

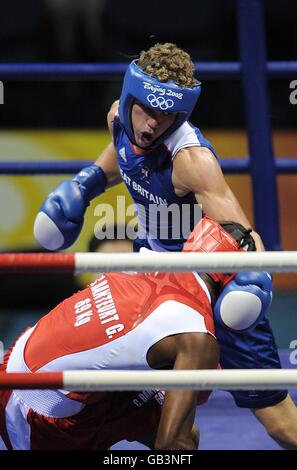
[{"left": 113, "top": 117, "right": 219, "bottom": 251}]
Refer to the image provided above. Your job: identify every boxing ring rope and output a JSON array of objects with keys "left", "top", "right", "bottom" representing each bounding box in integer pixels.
[
  {"left": 1, "top": 370, "right": 297, "bottom": 391},
  {"left": 1, "top": 252, "right": 297, "bottom": 274},
  {"left": 1, "top": 159, "right": 297, "bottom": 175},
  {"left": 0, "top": 61, "right": 296, "bottom": 80},
  {"left": 1, "top": 249, "right": 296, "bottom": 391}
]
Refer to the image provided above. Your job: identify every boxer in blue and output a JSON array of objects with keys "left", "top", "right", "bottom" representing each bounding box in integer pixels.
[{"left": 34, "top": 42, "right": 297, "bottom": 448}]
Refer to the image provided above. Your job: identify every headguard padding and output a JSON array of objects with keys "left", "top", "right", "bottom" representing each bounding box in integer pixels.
[
  {"left": 119, "top": 60, "right": 201, "bottom": 148},
  {"left": 183, "top": 216, "right": 256, "bottom": 287}
]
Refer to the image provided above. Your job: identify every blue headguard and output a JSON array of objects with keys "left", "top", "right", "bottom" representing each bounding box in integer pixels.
[{"left": 119, "top": 60, "right": 201, "bottom": 148}]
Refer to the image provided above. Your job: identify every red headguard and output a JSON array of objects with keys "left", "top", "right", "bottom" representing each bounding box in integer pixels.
[{"left": 183, "top": 216, "right": 255, "bottom": 288}]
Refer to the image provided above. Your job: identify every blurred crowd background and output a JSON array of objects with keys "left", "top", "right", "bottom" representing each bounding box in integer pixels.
[{"left": 0, "top": 0, "right": 296, "bottom": 351}]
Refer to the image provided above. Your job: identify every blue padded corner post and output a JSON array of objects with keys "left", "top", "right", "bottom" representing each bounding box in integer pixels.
[{"left": 236, "top": 0, "right": 281, "bottom": 250}]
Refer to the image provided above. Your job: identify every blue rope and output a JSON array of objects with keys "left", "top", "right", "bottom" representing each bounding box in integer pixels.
[
  {"left": 0, "top": 62, "right": 296, "bottom": 79},
  {"left": 1, "top": 159, "right": 296, "bottom": 175}
]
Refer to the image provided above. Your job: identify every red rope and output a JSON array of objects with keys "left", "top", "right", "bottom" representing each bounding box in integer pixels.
[
  {"left": 0, "top": 372, "right": 63, "bottom": 389},
  {"left": 0, "top": 253, "right": 75, "bottom": 273}
]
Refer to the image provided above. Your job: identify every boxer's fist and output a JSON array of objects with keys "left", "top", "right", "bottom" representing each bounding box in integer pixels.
[
  {"left": 214, "top": 272, "right": 273, "bottom": 332},
  {"left": 34, "top": 165, "right": 107, "bottom": 250}
]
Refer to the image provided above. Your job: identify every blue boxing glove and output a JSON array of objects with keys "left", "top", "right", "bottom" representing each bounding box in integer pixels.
[
  {"left": 214, "top": 272, "right": 273, "bottom": 332},
  {"left": 34, "top": 165, "right": 107, "bottom": 250}
]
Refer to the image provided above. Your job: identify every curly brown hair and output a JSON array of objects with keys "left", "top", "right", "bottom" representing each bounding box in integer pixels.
[{"left": 137, "top": 43, "right": 196, "bottom": 88}]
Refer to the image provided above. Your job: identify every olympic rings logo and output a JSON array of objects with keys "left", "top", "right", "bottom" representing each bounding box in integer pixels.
[{"left": 146, "top": 94, "right": 175, "bottom": 110}]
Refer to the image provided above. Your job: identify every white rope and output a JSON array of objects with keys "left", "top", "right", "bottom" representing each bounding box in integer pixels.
[
  {"left": 75, "top": 251, "right": 297, "bottom": 273},
  {"left": 63, "top": 369, "right": 297, "bottom": 391}
]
